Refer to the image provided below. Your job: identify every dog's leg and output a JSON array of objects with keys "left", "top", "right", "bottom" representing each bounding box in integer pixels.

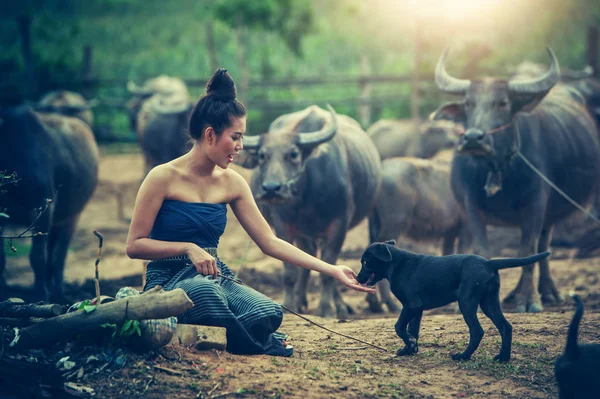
[
  {"left": 480, "top": 284, "right": 513, "bottom": 363},
  {"left": 453, "top": 294, "right": 484, "bottom": 361},
  {"left": 395, "top": 308, "right": 419, "bottom": 356},
  {"left": 408, "top": 310, "right": 423, "bottom": 342}
]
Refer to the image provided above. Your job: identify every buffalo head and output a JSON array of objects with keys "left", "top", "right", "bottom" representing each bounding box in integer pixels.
[
  {"left": 238, "top": 105, "right": 338, "bottom": 204},
  {"left": 36, "top": 90, "right": 96, "bottom": 127},
  {"left": 432, "top": 48, "right": 559, "bottom": 160},
  {"left": 126, "top": 75, "right": 190, "bottom": 133}
]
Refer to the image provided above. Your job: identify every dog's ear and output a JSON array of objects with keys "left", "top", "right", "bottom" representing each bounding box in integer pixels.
[
  {"left": 384, "top": 239, "right": 396, "bottom": 246},
  {"left": 372, "top": 243, "right": 393, "bottom": 262}
]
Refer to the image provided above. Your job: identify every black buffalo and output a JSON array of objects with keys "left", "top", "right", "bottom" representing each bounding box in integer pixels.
[
  {"left": 127, "top": 76, "right": 192, "bottom": 174},
  {"left": 0, "top": 106, "right": 99, "bottom": 302},
  {"left": 239, "top": 105, "right": 381, "bottom": 318},
  {"left": 36, "top": 90, "right": 96, "bottom": 128},
  {"left": 433, "top": 48, "right": 600, "bottom": 313}
]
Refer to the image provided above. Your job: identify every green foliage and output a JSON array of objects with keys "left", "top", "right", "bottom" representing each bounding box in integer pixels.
[
  {"left": 101, "top": 319, "right": 142, "bottom": 340},
  {"left": 1, "top": 0, "right": 599, "bottom": 133}
]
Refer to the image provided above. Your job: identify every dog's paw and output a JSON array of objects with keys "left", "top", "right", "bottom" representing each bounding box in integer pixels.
[
  {"left": 451, "top": 352, "right": 471, "bottom": 361},
  {"left": 396, "top": 340, "right": 418, "bottom": 356},
  {"left": 493, "top": 353, "right": 510, "bottom": 363}
]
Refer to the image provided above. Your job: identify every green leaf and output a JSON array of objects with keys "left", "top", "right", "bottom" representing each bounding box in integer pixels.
[{"left": 83, "top": 304, "right": 97, "bottom": 313}]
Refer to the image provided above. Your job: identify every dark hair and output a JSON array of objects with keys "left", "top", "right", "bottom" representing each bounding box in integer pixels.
[{"left": 188, "top": 68, "right": 247, "bottom": 140}]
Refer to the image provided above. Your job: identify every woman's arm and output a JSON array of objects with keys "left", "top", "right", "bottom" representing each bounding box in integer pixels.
[
  {"left": 228, "top": 172, "right": 375, "bottom": 293},
  {"left": 125, "top": 166, "right": 218, "bottom": 278}
]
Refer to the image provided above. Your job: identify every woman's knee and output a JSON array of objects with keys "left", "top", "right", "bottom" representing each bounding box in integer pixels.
[{"left": 176, "top": 276, "right": 225, "bottom": 301}]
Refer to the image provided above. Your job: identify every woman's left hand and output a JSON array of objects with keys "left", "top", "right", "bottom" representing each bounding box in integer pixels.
[{"left": 332, "top": 265, "right": 376, "bottom": 294}]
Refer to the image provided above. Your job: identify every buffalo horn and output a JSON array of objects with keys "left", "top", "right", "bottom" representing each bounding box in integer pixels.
[
  {"left": 296, "top": 104, "right": 338, "bottom": 148},
  {"left": 508, "top": 47, "right": 560, "bottom": 95},
  {"left": 435, "top": 48, "right": 471, "bottom": 95},
  {"left": 241, "top": 133, "right": 262, "bottom": 149}
]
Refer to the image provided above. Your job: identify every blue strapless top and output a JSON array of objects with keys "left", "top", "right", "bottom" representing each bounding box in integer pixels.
[{"left": 150, "top": 200, "right": 227, "bottom": 249}]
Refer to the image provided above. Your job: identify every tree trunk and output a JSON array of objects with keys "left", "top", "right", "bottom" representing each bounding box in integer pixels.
[
  {"left": 12, "top": 286, "right": 193, "bottom": 349},
  {"left": 206, "top": 20, "right": 219, "bottom": 72},
  {"left": 17, "top": 15, "right": 36, "bottom": 98},
  {"left": 234, "top": 26, "right": 249, "bottom": 102}
]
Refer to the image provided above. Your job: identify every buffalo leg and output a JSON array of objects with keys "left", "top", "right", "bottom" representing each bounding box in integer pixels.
[
  {"left": 294, "top": 236, "right": 316, "bottom": 313},
  {"left": 48, "top": 218, "right": 78, "bottom": 303},
  {"left": 537, "top": 224, "right": 561, "bottom": 305},
  {"left": 319, "top": 219, "right": 349, "bottom": 318},
  {"left": 30, "top": 233, "right": 50, "bottom": 302},
  {"left": 503, "top": 200, "right": 546, "bottom": 313},
  {"left": 378, "top": 279, "right": 400, "bottom": 313},
  {"left": 272, "top": 221, "right": 300, "bottom": 312},
  {"left": 464, "top": 196, "right": 489, "bottom": 258}
]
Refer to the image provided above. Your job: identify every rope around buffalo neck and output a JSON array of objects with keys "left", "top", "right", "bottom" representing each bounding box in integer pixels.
[
  {"left": 514, "top": 123, "right": 599, "bottom": 223},
  {"left": 217, "top": 273, "right": 391, "bottom": 353}
]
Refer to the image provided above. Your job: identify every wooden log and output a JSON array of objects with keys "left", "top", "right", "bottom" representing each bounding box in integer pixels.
[
  {"left": 0, "top": 299, "right": 67, "bottom": 318},
  {"left": 12, "top": 286, "right": 193, "bottom": 349}
]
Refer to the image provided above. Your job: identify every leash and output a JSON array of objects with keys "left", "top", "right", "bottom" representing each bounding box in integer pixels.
[{"left": 216, "top": 272, "right": 391, "bottom": 353}]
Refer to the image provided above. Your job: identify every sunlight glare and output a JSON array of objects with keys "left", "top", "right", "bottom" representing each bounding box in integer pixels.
[{"left": 405, "top": 0, "right": 504, "bottom": 22}]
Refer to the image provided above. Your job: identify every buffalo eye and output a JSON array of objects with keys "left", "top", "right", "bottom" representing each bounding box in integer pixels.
[
  {"left": 258, "top": 149, "right": 267, "bottom": 163},
  {"left": 498, "top": 98, "right": 509, "bottom": 108},
  {"left": 464, "top": 99, "right": 474, "bottom": 108},
  {"left": 289, "top": 149, "right": 300, "bottom": 160}
]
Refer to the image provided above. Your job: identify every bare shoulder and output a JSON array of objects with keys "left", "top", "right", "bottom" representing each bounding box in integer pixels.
[
  {"left": 139, "top": 163, "right": 178, "bottom": 195},
  {"left": 222, "top": 167, "right": 251, "bottom": 200}
]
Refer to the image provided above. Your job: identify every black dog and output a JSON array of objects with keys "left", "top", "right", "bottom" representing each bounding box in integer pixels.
[
  {"left": 554, "top": 294, "right": 600, "bottom": 398},
  {"left": 357, "top": 240, "right": 551, "bottom": 362}
]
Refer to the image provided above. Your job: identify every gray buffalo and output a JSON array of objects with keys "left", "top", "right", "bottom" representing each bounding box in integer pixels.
[
  {"left": 433, "top": 48, "right": 600, "bottom": 313},
  {"left": 239, "top": 105, "right": 381, "bottom": 318},
  {"left": 127, "top": 75, "right": 192, "bottom": 173},
  {"left": 367, "top": 118, "right": 459, "bottom": 160},
  {"left": 36, "top": 90, "right": 96, "bottom": 127},
  {"left": 366, "top": 152, "right": 471, "bottom": 313},
  {"left": 0, "top": 106, "right": 99, "bottom": 302}
]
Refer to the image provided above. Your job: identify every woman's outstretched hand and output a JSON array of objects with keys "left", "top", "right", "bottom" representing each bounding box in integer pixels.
[
  {"left": 188, "top": 246, "right": 219, "bottom": 279},
  {"left": 333, "top": 265, "right": 376, "bottom": 294}
]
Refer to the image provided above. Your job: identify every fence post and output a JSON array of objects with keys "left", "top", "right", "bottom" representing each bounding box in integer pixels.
[
  {"left": 586, "top": 25, "right": 599, "bottom": 78},
  {"left": 411, "top": 23, "right": 421, "bottom": 122},
  {"left": 358, "top": 56, "right": 372, "bottom": 127}
]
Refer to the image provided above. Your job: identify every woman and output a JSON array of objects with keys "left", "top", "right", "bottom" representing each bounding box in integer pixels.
[{"left": 126, "top": 68, "right": 375, "bottom": 357}]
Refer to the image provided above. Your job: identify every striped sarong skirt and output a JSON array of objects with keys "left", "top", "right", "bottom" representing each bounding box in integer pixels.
[{"left": 144, "top": 248, "right": 292, "bottom": 357}]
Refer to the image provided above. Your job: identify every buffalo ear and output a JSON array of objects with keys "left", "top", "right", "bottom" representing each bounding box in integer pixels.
[
  {"left": 384, "top": 239, "right": 396, "bottom": 246},
  {"left": 432, "top": 101, "right": 465, "bottom": 123},
  {"left": 234, "top": 149, "right": 259, "bottom": 169},
  {"left": 372, "top": 243, "right": 393, "bottom": 262}
]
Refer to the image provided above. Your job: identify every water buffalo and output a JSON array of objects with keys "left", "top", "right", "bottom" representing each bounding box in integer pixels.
[
  {"left": 239, "top": 105, "right": 381, "bottom": 318},
  {"left": 433, "top": 48, "right": 600, "bottom": 312},
  {"left": 127, "top": 76, "right": 192, "bottom": 173},
  {"left": 366, "top": 152, "right": 471, "bottom": 313},
  {"left": 367, "top": 118, "right": 459, "bottom": 160},
  {"left": 0, "top": 106, "right": 99, "bottom": 302},
  {"left": 36, "top": 90, "right": 96, "bottom": 127}
]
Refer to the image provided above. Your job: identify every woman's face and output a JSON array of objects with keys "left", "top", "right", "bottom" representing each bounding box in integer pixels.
[{"left": 208, "top": 115, "right": 246, "bottom": 169}]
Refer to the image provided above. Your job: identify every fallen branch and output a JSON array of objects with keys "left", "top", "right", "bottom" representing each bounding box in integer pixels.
[
  {"left": 12, "top": 286, "right": 193, "bottom": 349},
  {"left": 0, "top": 300, "right": 67, "bottom": 318}
]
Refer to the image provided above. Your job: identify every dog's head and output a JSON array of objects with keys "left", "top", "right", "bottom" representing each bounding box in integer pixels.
[{"left": 357, "top": 240, "right": 396, "bottom": 287}]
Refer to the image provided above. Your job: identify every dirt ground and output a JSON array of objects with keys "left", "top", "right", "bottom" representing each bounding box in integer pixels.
[{"left": 2, "top": 146, "right": 600, "bottom": 399}]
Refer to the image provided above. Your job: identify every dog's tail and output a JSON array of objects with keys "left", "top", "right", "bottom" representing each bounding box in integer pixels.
[
  {"left": 564, "top": 293, "right": 583, "bottom": 360},
  {"left": 488, "top": 251, "right": 551, "bottom": 270}
]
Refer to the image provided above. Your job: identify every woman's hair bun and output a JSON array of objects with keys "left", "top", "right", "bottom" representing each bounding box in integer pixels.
[{"left": 205, "top": 68, "right": 237, "bottom": 101}]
